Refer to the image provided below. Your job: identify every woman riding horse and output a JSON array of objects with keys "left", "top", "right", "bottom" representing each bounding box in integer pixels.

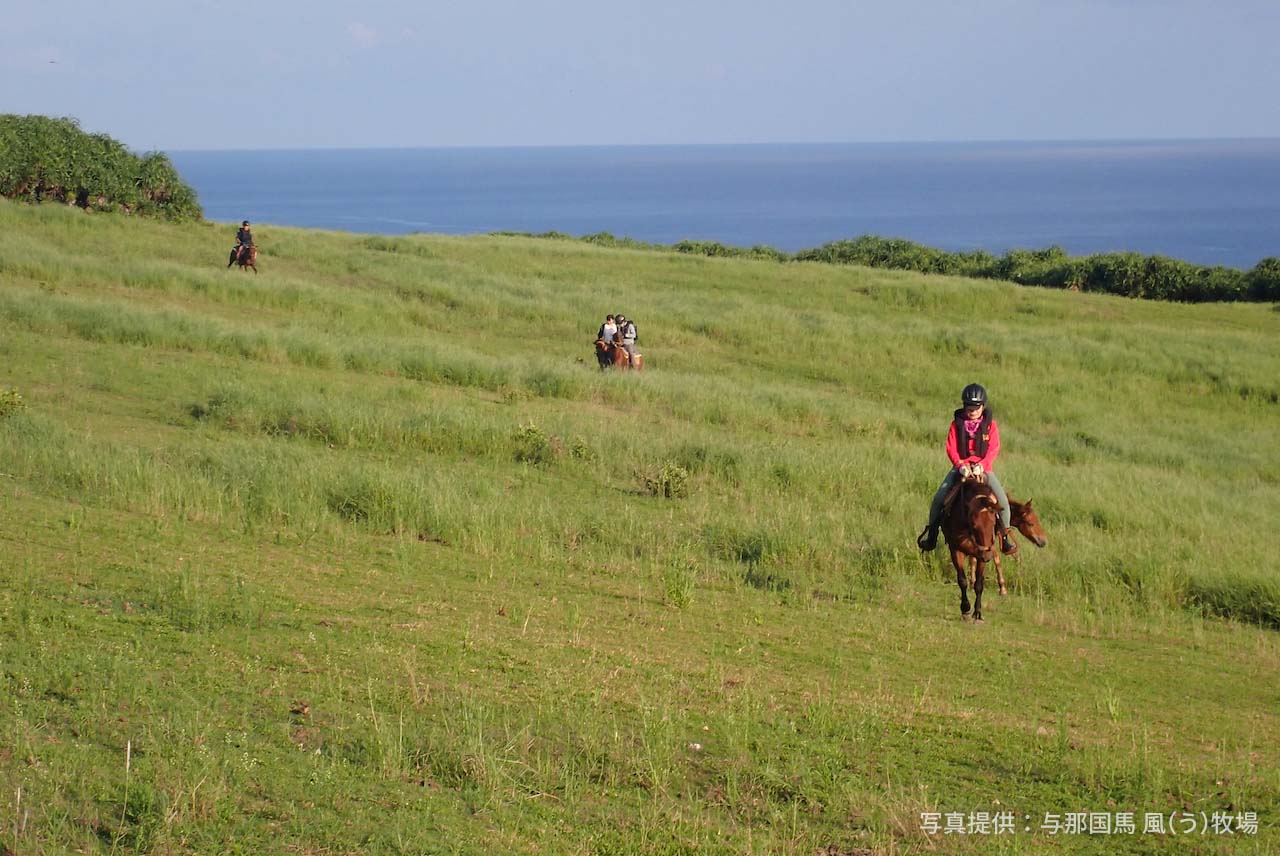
[{"left": 918, "top": 383, "right": 1015, "bottom": 555}]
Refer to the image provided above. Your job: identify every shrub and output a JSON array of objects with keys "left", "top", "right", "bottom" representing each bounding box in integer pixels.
[
  {"left": 0, "top": 388, "right": 26, "bottom": 419},
  {"left": 643, "top": 461, "right": 689, "bottom": 499},
  {"left": 661, "top": 556, "right": 698, "bottom": 609},
  {"left": 0, "top": 114, "right": 202, "bottom": 220},
  {"left": 512, "top": 422, "right": 563, "bottom": 466},
  {"left": 1246, "top": 258, "right": 1280, "bottom": 301}
]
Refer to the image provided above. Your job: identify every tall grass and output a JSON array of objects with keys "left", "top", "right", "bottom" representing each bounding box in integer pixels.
[
  {"left": 2, "top": 199, "right": 1277, "bottom": 625},
  {"left": 1, "top": 199, "right": 1278, "bottom": 853}
]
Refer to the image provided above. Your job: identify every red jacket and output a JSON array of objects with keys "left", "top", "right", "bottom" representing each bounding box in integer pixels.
[{"left": 946, "top": 416, "right": 1000, "bottom": 471}]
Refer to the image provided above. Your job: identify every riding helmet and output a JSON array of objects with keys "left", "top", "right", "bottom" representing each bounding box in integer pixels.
[
  {"left": 961, "top": 383, "right": 987, "bottom": 407},
  {"left": 242, "top": 220, "right": 250, "bottom": 226}
]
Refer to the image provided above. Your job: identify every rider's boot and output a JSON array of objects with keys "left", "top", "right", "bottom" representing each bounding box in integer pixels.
[
  {"left": 1000, "top": 527, "right": 1017, "bottom": 555},
  {"left": 917, "top": 523, "right": 939, "bottom": 552}
]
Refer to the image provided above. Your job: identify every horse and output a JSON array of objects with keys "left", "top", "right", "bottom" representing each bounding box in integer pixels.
[
  {"left": 990, "top": 498, "right": 1047, "bottom": 596},
  {"left": 594, "top": 337, "right": 615, "bottom": 369},
  {"left": 611, "top": 332, "right": 643, "bottom": 370},
  {"left": 593, "top": 334, "right": 634, "bottom": 369},
  {"left": 939, "top": 478, "right": 1003, "bottom": 622},
  {"left": 941, "top": 481, "right": 1048, "bottom": 620},
  {"left": 230, "top": 244, "right": 258, "bottom": 274}
]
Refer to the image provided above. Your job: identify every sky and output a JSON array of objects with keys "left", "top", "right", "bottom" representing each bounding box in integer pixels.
[{"left": 2, "top": 0, "right": 1278, "bottom": 151}]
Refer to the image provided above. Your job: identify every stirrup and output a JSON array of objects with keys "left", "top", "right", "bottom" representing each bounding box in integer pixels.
[{"left": 916, "top": 526, "right": 938, "bottom": 552}]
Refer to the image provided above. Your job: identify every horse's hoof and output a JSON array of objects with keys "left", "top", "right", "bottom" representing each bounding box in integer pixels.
[
  {"left": 999, "top": 586, "right": 1008, "bottom": 596},
  {"left": 974, "top": 616, "right": 985, "bottom": 624}
]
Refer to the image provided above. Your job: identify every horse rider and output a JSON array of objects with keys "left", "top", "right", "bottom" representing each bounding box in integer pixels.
[
  {"left": 917, "top": 383, "right": 1016, "bottom": 555},
  {"left": 617, "top": 314, "right": 638, "bottom": 365},
  {"left": 597, "top": 314, "right": 617, "bottom": 343},
  {"left": 228, "top": 220, "right": 253, "bottom": 267}
]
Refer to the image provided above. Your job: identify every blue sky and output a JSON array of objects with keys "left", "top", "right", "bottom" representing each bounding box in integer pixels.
[{"left": 2, "top": 0, "right": 1277, "bottom": 151}]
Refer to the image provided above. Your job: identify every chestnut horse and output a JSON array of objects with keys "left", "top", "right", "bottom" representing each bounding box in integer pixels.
[
  {"left": 594, "top": 338, "right": 610, "bottom": 368},
  {"left": 942, "top": 481, "right": 1048, "bottom": 621},
  {"left": 593, "top": 337, "right": 628, "bottom": 368},
  {"left": 231, "top": 244, "right": 258, "bottom": 274},
  {"left": 941, "top": 479, "right": 1001, "bottom": 621},
  {"left": 990, "top": 498, "right": 1047, "bottom": 596},
  {"left": 593, "top": 333, "right": 639, "bottom": 370}
]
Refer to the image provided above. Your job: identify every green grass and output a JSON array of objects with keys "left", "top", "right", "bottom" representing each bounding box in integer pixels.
[{"left": 1, "top": 198, "right": 1278, "bottom": 854}]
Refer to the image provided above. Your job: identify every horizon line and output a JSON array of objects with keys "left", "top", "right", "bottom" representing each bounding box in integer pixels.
[{"left": 165, "top": 135, "right": 1280, "bottom": 155}]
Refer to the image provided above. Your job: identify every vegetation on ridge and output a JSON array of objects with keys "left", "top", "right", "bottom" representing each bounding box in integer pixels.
[
  {"left": 0, "top": 114, "right": 201, "bottom": 221},
  {"left": 498, "top": 231, "right": 1280, "bottom": 304}
]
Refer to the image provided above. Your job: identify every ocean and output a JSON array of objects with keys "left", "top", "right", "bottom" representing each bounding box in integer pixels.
[{"left": 170, "top": 139, "right": 1280, "bottom": 269}]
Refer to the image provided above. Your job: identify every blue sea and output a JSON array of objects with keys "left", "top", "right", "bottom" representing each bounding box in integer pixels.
[{"left": 170, "top": 140, "right": 1280, "bottom": 269}]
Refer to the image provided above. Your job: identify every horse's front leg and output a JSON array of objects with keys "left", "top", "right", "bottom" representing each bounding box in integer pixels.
[
  {"left": 951, "top": 550, "right": 970, "bottom": 617},
  {"left": 972, "top": 559, "right": 986, "bottom": 622},
  {"left": 993, "top": 554, "right": 1007, "bottom": 596}
]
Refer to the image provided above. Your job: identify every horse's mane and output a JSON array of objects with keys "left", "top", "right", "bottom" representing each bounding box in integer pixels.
[{"left": 958, "top": 480, "right": 999, "bottom": 515}]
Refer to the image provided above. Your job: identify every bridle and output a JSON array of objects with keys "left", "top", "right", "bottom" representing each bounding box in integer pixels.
[{"left": 961, "top": 477, "right": 996, "bottom": 559}]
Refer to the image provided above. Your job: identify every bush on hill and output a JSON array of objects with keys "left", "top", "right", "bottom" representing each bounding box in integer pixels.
[
  {"left": 0, "top": 114, "right": 201, "bottom": 221},
  {"left": 504, "top": 228, "right": 1277, "bottom": 304}
]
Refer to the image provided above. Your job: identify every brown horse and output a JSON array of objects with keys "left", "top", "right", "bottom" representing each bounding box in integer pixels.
[
  {"left": 990, "top": 498, "right": 1047, "bottom": 596},
  {"left": 942, "top": 483, "right": 1048, "bottom": 620},
  {"left": 593, "top": 333, "right": 635, "bottom": 369},
  {"left": 230, "top": 244, "right": 258, "bottom": 274},
  {"left": 612, "top": 332, "right": 643, "bottom": 370},
  {"left": 594, "top": 337, "right": 612, "bottom": 368},
  {"left": 940, "top": 478, "right": 1002, "bottom": 622}
]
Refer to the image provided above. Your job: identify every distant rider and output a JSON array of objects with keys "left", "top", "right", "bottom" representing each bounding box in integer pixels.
[
  {"left": 617, "top": 314, "right": 638, "bottom": 365},
  {"left": 597, "top": 314, "right": 617, "bottom": 343},
  {"left": 228, "top": 221, "right": 253, "bottom": 267},
  {"left": 917, "top": 383, "right": 1016, "bottom": 554}
]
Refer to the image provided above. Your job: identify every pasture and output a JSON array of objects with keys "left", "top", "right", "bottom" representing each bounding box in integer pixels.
[{"left": 1, "top": 199, "right": 1277, "bottom": 854}]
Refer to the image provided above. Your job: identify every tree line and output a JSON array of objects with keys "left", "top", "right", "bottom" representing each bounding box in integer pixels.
[
  {"left": 0, "top": 114, "right": 201, "bottom": 221},
  {"left": 499, "top": 233, "right": 1280, "bottom": 304}
]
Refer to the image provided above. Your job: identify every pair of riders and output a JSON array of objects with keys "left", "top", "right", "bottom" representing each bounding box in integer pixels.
[
  {"left": 597, "top": 313, "right": 638, "bottom": 364},
  {"left": 227, "top": 220, "right": 253, "bottom": 267},
  {"left": 917, "top": 383, "right": 1017, "bottom": 555}
]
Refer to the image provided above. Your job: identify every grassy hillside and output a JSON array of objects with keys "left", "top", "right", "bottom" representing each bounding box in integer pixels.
[{"left": 1, "top": 199, "right": 1277, "bottom": 854}]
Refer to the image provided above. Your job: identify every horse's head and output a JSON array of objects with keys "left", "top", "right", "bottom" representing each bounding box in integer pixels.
[
  {"left": 594, "top": 338, "right": 608, "bottom": 355},
  {"left": 1010, "top": 498, "right": 1047, "bottom": 548}
]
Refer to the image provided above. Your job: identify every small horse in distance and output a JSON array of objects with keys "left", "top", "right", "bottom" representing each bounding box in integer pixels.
[
  {"left": 229, "top": 244, "right": 258, "bottom": 274},
  {"left": 593, "top": 333, "right": 641, "bottom": 370},
  {"left": 594, "top": 337, "right": 618, "bottom": 369}
]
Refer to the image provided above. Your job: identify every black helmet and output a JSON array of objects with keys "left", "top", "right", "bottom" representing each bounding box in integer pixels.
[
  {"left": 242, "top": 220, "right": 251, "bottom": 226},
  {"left": 961, "top": 383, "right": 988, "bottom": 407}
]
